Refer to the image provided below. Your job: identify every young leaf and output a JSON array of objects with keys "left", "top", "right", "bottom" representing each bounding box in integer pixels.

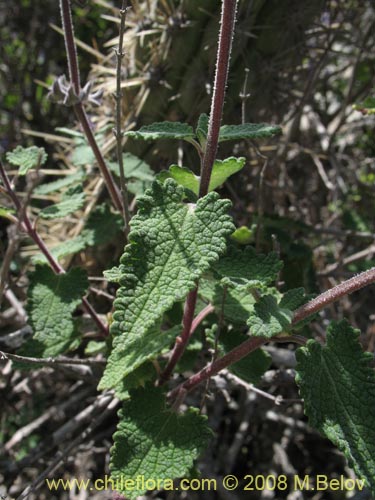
[
  {"left": 158, "top": 157, "right": 246, "bottom": 196},
  {"left": 39, "top": 188, "right": 85, "bottom": 219},
  {"left": 214, "top": 246, "right": 282, "bottom": 289},
  {"left": 111, "top": 386, "right": 212, "bottom": 499},
  {"left": 296, "top": 321, "right": 375, "bottom": 495},
  {"left": 196, "top": 113, "right": 209, "bottom": 146},
  {"left": 247, "top": 295, "right": 293, "bottom": 338},
  {"left": 125, "top": 122, "right": 195, "bottom": 141},
  {"left": 231, "top": 225, "right": 254, "bottom": 245},
  {"left": 219, "top": 123, "right": 282, "bottom": 142},
  {"left": 6, "top": 145, "right": 47, "bottom": 175},
  {"left": 23, "top": 266, "right": 88, "bottom": 357},
  {"left": 100, "top": 180, "right": 233, "bottom": 391}
]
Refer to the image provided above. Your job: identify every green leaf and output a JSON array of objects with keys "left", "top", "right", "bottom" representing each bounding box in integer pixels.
[
  {"left": 208, "top": 157, "right": 246, "bottom": 191},
  {"left": 158, "top": 157, "right": 246, "bottom": 196},
  {"left": 109, "top": 153, "right": 154, "bottom": 181},
  {"left": 6, "top": 146, "right": 47, "bottom": 175},
  {"left": 199, "top": 277, "right": 256, "bottom": 325},
  {"left": 103, "top": 266, "right": 122, "bottom": 283},
  {"left": 353, "top": 96, "right": 375, "bottom": 115},
  {"left": 100, "top": 180, "right": 233, "bottom": 391},
  {"left": 231, "top": 225, "right": 254, "bottom": 244},
  {"left": 101, "top": 325, "right": 179, "bottom": 392},
  {"left": 219, "top": 123, "right": 282, "bottom": 142},
  {"left": 39, "top": 187, "right": 85, "bottom": 219},
  {"left": 296, "top": 320, "right": 375, "bottom": 495},
  {"left": 125, "top": 122, "right": 195, "bottom": 141},
  {"left": 32, "top": 204, "right": 123, "bottom": 263},
  {"left": 220, "top": 330, "right": 272, "bottom": 384},
  {"left": 247, "top": 295, "right": 293, "bottom": 338},
  {"left": 196, "top": 113, "right": 209, "bottom": 146},
  {"left": 111, "top": 386, "right": 212, "bottom": 499},
  {"left": 0, "top": 206, "right": 16, "bottom": 220},
  {"left": 34, "top": 169, "right": 85, "bottom": 195},
  {"left": 214, "top": 246, "right": 282, "bottom": 289},
  {"left": 23, "top": 266, "right": 88, "bottom": 357}
]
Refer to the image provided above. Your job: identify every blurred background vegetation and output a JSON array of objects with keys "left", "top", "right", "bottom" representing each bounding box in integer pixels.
[{"left": 1, "top": 1, "right": 375, "bottom": 498}]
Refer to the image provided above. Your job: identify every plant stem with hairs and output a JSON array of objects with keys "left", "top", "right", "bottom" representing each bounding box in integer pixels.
[
  {"left": 59, "top": 0, "right": 123, "bottom": 214},
  {"left": 113, "top": 0, "right": 131, "bottom": 236},
  {"left": 169, "top": 267, "right": 375, "bottom": 400},
  {"left": 159, "top": 0, "right": 238, "bottom": 384}
]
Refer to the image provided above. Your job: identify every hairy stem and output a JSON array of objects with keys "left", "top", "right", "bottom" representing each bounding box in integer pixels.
[
  {"left": 169, "top": 336, "right": 266, "bottom": 399},
  {"left": 114, "top": 0, "right": 131, "bottom": 235},
  {"left": 159, "top": 288, "right": 198, "bottom": 384},
  {"left": 0, "top": 163, "right": 109, "bottom": 337},
  {"left": 292, "top": 267, "right": 375, "bottom": 325},
  {"left": 159, "top": 0, "right": 237, "bottom": 384},
  {"left": 199, "top": 0, "right": 238, "bottom": 198},
  {"left": 60, "top": 0, "right": 80, "bottom": 94},
  {"left": 59, "top": 0, "right": 123, "bottom": 213},
  {"left": 169, "top": 267, "right": 375, "bottom": 399},
  {"left": 74, "top": 103, "right": 123, "bottom": 213}
]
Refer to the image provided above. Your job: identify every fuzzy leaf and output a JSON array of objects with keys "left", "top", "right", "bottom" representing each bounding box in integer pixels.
[
  {"left": 103, "top": 266, "right": 122, "bottom": 283},
  {"left": 196, "top": 113, "right": 209, "bottom": 146},
  {"left": 296, "top": 321, "right": 375, "bottom": 495},
  {"left": 125, "top": 122, "right": 195, "bottom": 141},
  {"left": 34, "top": 170, "right": 85, "bottom": 195},
  {"left": 23, "top": 266, "right": 88, "bottom": 357},
  {"left": 199, "top": 278, "right": 256, "bottom": 325},
  {"left": 39, "top": 187, "right": 85, "bottom": 219},
  {"left": 6, "top": 146, "right": 47, "bottom": 175},
  {"left": 100, "top": 180, "right": 233, "bottom": 391},
  {"left": 219, "top": 123, "right": 282, "bottom": 142},
  {"left": 109, "top": 153, "right": 155, "bottom": 196},
  {"left": 102, "top": 325, "right": 179, "bottom": 392},
  {"left": 231, "top": 226, "right": 254, "bottom": 244},
  {"left": 214, "top": 246, "right": 282, "bottom": 289},
  {"left": 111, "top": 386, "right": 212, "bottom": 499},
  {"left": 247, "top": 295, "right": 293, "bottom": 338},
  {"left": 158, "top": 157, "right": 246, "bottom": 195}
]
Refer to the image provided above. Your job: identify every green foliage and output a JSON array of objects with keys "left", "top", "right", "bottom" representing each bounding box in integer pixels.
[
  {"left": 99, "top": 179, "right": 234, "bottom": 392},
  {"left": 34, "top": 169, "right": 85, "bottom": 195},
  {"left": 39, "top": 185, "right": 86, "bottom": 220},
  {"left": 32, "top": 204, "right": 123, "bottom": 263},
  {"left": 353, "top": 96, "right": 375, "bottom": 114},
  {"left": 296, "top": 321, "right": 375, "bottom": 495},
  {"left": 22, "top": 266, "right": 88, "bottom": 357},
  {"left": 108, "top": 153, "right": 155, "bottom": 196},
  {"left": 111, "top": 386, "right": 212, "bottom": 499},
  {"left": 6, "top": 145, "right": 47, "bottom": 175},
  {"left": 158, "top": 157, "right": 246, "bottom": 195},
  {"left": 218, "top": 123, "right": 282, "bottom": 142},
  {"left": 125, "top": 122, "right": 195, "bottom": 141}
]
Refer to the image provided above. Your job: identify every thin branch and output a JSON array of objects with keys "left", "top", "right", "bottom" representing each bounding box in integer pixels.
[
  {"left": 113, "top": 0, "right": 131, "bottom": 234},
  {"left": 0, "top": 350, "right": 106, "bottom": 366},
  {"left": 169, "top": 336, "right": 266, "bottom": 400},
  {"left": 16, "top": 395, "right": 119, "bottom": 500},
  {"left": 292, "top": 267, "right": 375, "bottom": 325},
  {"left": 60, "top": 0, "right": 80, "bottom": 94},
  {"left": 74, "top": 103, "right": 123, "bottom": 213},
  {"left": 199, "top": 0, "right": 238, "bottom": 198},
  {"left": 59, "top": 0, "right": 123, "bottom": 213}
]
